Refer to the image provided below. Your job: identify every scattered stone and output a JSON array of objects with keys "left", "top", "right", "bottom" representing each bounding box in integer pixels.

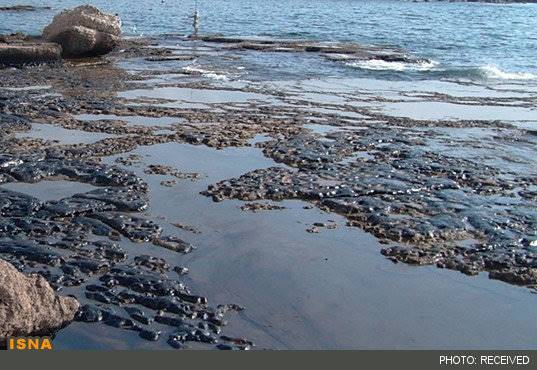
[
  {"left": 306, "top": 226, "right": 320, "bottom": 233},
  {"left": 153, "top": 235, "right": 193, "bottom": 253},
  {"left": 75, "top": 304, "right": 103, "bottom": 322},
  {"left": 125, "top": 306, "right": 153, "bottom": 325},
  {"left": 145, "top": 164, "right": 201, "bottom": 181},
  {"left": 139, "top": 329, "right": 160, "bottom": 341},
  {"left": 160, "top": 179, "right": 177, "bottom": 187},
  {"left": 171, "top": 222, "right": 201, "bottom": 234},
  {"left": 239, "top": 202, "right": 285, "bottom": 212},
  {"left": 134, "top": 255, "right": 170, "bottom": 273},
  {"left": 174, "top": 266, "right": 189, "bottom": 275},
  {"left": 115, "top": 154, "right": 142, "bottom": 166}
]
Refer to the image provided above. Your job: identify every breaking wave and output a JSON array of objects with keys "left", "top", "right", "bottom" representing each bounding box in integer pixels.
[
  {"left": 182, "top": 65, "right": 230, "bottom": 81},
  {"left": 346, "top": 59, "right": 439, "bottom": 72},
  {"left": 346, "top": 59, "right": 537, "bottom": 82},
  {"left": 478, "top": 65, "right": 536, "bottom": 80}
]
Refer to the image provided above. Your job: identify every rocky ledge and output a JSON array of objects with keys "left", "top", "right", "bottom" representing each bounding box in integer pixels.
[
  {"left": 0, "top": 42, "right": 62, "bottom": 67},
  {"left": 0, "top": 5, "right": 51, "bottom": 12},
  {"left": 0, "top": 5, "right": 121, "bottom": 67}
]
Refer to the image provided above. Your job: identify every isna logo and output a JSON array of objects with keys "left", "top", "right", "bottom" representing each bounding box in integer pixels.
[{"left": 7, "top": 337, "right": 53, "bottom": 350}]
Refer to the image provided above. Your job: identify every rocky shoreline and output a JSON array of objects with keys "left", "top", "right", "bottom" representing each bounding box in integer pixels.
[
  {"left": 1, "top": 6, "right": 536, "bottom": 349},
  {"left": 0, "top": 6, "right": 121, "bottom": 67}
]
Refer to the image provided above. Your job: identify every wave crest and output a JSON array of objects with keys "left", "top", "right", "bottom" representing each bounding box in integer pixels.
[
  {"left": 479, "top": 65, "right": 536, "bottom": 80},
  {"left": 182, "top": 65, "right": 230, "bottom": 81},
  {"left": 346, "top": 59, "right": 438, "bottom": 72}
]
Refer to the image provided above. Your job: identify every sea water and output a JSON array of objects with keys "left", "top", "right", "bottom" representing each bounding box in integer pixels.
[{"left": 1, "top": 0, "right": 537, "bottom": 83}]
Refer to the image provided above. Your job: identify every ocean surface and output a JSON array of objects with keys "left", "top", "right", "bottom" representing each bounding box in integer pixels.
[{"left": 1, "top": 0, "right": 537, "bottom": 82}]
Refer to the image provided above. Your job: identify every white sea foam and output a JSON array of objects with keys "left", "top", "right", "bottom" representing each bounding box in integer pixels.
[
  {"left": 479, "top": 65, "right": 536, "bottom": 80},
  {"left": 346, "top": 59, "right": 438, "bottom": 72},
  {"left": 182, "top": 65, "right": 229, "bottom": 81}
]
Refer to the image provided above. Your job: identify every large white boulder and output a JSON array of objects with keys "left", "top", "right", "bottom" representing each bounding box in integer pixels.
[{"left": 43, "top": 5, "right": 121, "bottom": 57}]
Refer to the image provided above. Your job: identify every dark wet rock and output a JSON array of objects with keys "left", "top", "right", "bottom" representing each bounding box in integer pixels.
[
  {"left": 73, "top": 216, "right": 121, "bottom": 238},
  {"left": 154, "top": 313, "right": 186, "bottom": 327},
  {"left": 100, "top": 266, "right": 187, "bottom": 297},
  {"left": 85, "top": 284, "right": 109, "bottom": 292},
  {"left": 166, "top": 324, "right": 217, "bottom": 346},
  {"left": 306, "top": 226, "right": 320, "bottom": 233},
  {"left": 220, "top": 335, "right": 253, "bottom": 346},
  {"left": 0, "top": 258, "right": 79, "bottom": 337},
  {"left": 103, "top": 311, "right": 141, "bottom": 331},
  {"left": 160, "top": 179, "right": 177, "bottom": 187},
  {"left": 381, "top": 245, "right": 441, "bottom": 265},
  {"left": 41, "top": 269, "right": 85, "bottom": 288},
  {"left": 144, "top": 164, "right": 200, "bottom": 181},
  {"left": 43, "top": 197, "right": 115, "bottom": 217},
  {"left": 91, "top": 212, "right": 162, "bottom": 242},
  {"left": 167, "top": 334, "right": 186, "bottom": 349},
  {"left": 197, "top": 321, "right": 221, "bottom": 335},
  {"left": 115, "top": 154, "right": 142, "bottom": 166},
  {"left": 74, "top": 186, "right": 148, "bottom": 212},
  {"left": 216, "top": 343, "right": 251, "bottom": 350},
  {"left": 170, "top": 222, "right": 201, "bottom": 234},
  {"left": 219, "top": 335, "right": 253, "bottom": 350},
  {"left": 139, "top": 328, "right": 160, "bottom": 341},
  {"left": 134, "top": 254, "right": 170, "bottom": 272},
  {"left": 85, "top": 290, "right": 115, "bottom": 304},
  {"left": 117, "top": 291, "right": 198, "bottom": 318},
  {"left": 153, "top": 235, "right": 193, "bottom": 253},
  {"left": 92, "top": 240, "right": 127, "bottom": 262},
  {"left": 43, "top": 6, "right": 121, "bottom": 57},
  {"left": 0, "top": 189, "right": 42, "bottom": 217},
  {"left": 69, "top": 258, "right": 110, "bottom": 274},
  {"left": 240, "top": 202, "right": 285, "bottom": 212},
  {"left": 0, "top": 114, "right": 32, "bottom": 134},
  {"left": 174, "top": 266, "right": 189, "bottom": 275},
  {"left": 125, "top": 306, "right": 153, "bottom": 325},
  {"left": 489, "top": 268, "right": 537, "bottom": 286},
  {"left": 216, "top": 303, "right": 245, "bottom": 314},
  {"left": 13, "top": 217, "right": 61, "bottom": 236},
  {"left": 75, "top": 304, "right": 103, "bottom": 322},
  {"left": 0, "top": 239, "right": 62, "bottom": 266}
]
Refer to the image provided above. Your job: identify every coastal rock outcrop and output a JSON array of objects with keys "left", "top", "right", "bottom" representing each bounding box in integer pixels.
[
  {"left": 43, "top": 5, "right": 121, "bottom": 57},
  {"left": 0, "top": 42, "right": 62, "bottom": 67},
  {"left": 0, "top": 259, "right": 79, "bottom": 338}
]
